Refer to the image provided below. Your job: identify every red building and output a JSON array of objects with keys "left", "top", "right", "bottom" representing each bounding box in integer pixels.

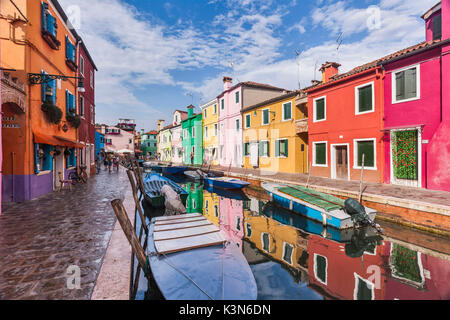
[
  {"left": 77, "top": 42, "right": 97, "bottom": 176},
  {"left": 306, "top": 62, "right": 385, "bottom": 183}
]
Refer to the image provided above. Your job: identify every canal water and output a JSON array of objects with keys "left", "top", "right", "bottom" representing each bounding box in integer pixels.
[{"left": 131, "top": 173, "right": 450, "bottom": 300}]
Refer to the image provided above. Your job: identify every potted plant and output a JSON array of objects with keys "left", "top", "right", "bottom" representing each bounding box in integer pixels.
[
  {"left": 64, "top": 148, "right": 71, "bottom": 157},
  {"left": 66, "top": 112, "right": 81, "bottom": 128},
  {"left": 41, "top": 97, "right": 63, "bottom": 124}
]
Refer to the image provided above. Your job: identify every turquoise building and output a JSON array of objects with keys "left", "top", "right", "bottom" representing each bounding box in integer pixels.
[
  {"left": 141, "top": 130, "right": 158, "bottom": 158},
  {"left": 181, "top": 105, "right": 203, "bottom": 165}
]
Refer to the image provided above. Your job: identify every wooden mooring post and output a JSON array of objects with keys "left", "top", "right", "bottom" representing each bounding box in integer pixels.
[{"left": 359, "top": 154, "right": 365, "bottom": 203}]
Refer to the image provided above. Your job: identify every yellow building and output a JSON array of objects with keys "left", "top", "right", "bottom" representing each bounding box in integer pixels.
[
  {"left": 243, "top": 205, "right": 307, "bottom": 270},
  {"left": 203, "top": 189, "right": 220, "bottom": 226},
  {"left": 201, "top": 98, "right": 219, "bottom": 165},
  {"left": 242, "top": 91, "right": 308, "bottom": 174}
]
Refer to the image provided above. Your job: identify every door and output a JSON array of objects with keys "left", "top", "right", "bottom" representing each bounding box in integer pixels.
[
  {"left": 390, "top": 129, "right": 420, "bottom": 187},
  {"left": 335, "top": 146, "right": 348, "bottom": 180},
  {"left": 250, "top": 143, "right": 259, "bottom": 167}
]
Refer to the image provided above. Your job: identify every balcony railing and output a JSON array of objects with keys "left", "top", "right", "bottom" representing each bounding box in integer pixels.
[{"left": 295, "top": 118, "right": 308, "bottom": 134}]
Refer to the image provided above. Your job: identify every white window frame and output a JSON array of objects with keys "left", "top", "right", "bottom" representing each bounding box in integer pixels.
[
  {"left": 79, "top": 95, "right": 85, "bottom": 118},
  {"left": 275, "top": 138, "right": 288, "bottom": 158},
  {"left": 90, "top": 70, "right": 93, "bottom": 89},
  {"left": 214, "top": 123, "right": 218, "bottom": 136},
  {"left": 261, "top": 108, "right": 270, "bottom": 126},
  {"left": 90, "top": 105, "right": 94, "bottom": 124},
  {"left": 243, "top": 142, "right": 250, "bottom": 157},
  {"left": 205, "top": 126, "right": 208, "bottom": 138},
  {"left": 282, "top": 101, "right": 292, "bottom": 121},
  {"left": 245, "top": 223, "right": 252, "bottom": 237},
  {"left": 221, "top": 98, "right": 224, "bottom": 110},
  {"left": 80, "top": 56, "right": 85, "bottom": 76},
  {"left": 313, "top": 253, "right": 328, "bottom": 285},
  {"left": 313, "top": 96, "right": 327, "bottom": 123},
  {"left": 245, "top": 114, "right": 251, "bottom": 129},
  {"left": 355, "top": 81, "right": 375, "bottom": 115},
  {"left": 236, "top": 119, "right": 240, "bottom": 131},
  {"left": 392, "top": 63, "right": 421, "bottom": 104},
  {"left": 213, "top": 104, "right": 217, "bottom": 114},
  {"left": 204, "top": 109, "right": 207, "bottom": 118},
  {"left": 282, "top": 242, "right": 294, "bottom": 266},
  {"left": 353, "top": 273, "right": 375, "bottom": 300},
  {"left": 353, "top": 138, "right": 377, "bottom": 170},
  {"left": 261, "top": 232, "right": 270, "bottom": 253},
  {"left": 312, "top": 141, "right": 328, "bottom": 167}
]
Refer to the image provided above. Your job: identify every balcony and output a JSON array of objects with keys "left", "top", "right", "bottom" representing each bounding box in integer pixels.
[{"left": 296, "top": 118, "right": 308, "bottom": 134}]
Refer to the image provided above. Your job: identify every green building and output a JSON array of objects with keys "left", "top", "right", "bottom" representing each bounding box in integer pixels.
[
  {"left": 141, "top": 130, "right": 158, "bottom": 158},
  {"left": 182, "top": 105, "right": 203, "bottom": 165},
  {"left": 185, "top": 182, "right": 203, "bottom": 214}
]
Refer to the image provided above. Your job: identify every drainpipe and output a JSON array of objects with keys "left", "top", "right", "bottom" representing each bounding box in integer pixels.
[{"left": 76, "top": 39, "right": 81, "bottom": 171}]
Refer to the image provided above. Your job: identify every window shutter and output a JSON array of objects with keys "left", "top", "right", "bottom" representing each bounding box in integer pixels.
[
  {"left": 405, "top": 68, "right": 417, "bottom": 99},
  {"left": 66, "top": 91, "right": 69, "bottom": 114},
  {"left": 316, "top": 143, "right": 326, "bottom": 165},
  {"left": 284, "top": 140, "right": 288, "bottom": 157},
  {"left": 65, "top": 36, "right": 69, "bottom": 59},
  {"left": 275, "top": 140, "right": 280, "bottom": 157},
  {"left": 42, "top": 73, "right": 47, "bottom": 102},
  {"left": 316, "top": 99, "right": 325, "bottom": 120},
  {"left": 41, "top": 3, "right": 47, "bottom": 31},
  {"left": 34, "top": 143, "right": 40, "bottom": 174},
  {"left": 357, "top": 141, "right": 375, "bottom": 167},
  {"left": 52, "top": 79, "right": 56, "bottom": 104},
  {"left": 396, "top": 71, "right": 405, "bottom": 100},
  {"left": 72, "top": 94, "right": 76, "bottom": 114},
  {"left": 433, "top": 14, "right": 442, "bottom": 40}
]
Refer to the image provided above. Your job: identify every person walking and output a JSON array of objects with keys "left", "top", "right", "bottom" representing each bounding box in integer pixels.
[{"left": 190, "top": 150, "right": 194, "bottom": 166}]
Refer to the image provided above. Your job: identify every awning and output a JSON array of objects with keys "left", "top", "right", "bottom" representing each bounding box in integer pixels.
[{"left": 33, "top": 131, "right": 84, "bottom": 149}]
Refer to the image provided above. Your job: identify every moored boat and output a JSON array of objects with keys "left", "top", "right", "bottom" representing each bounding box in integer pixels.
[
  {"left": 143, "top": 173, "right": 188, "bottom": 208},
  {"left": 162, "top": 166, "right": 188, "bottom": 175},
  {"left": 261, "top": 182, "right": 377, "bottom": 230},
  {"left": 204, "top": 177, "right": 250, "bottom": 190},
  {"left": 147, "top": 213, "right": 258, "bottom": 300},
  {"left": 184, "top": 170, "right": 202, "bottom": 180}
]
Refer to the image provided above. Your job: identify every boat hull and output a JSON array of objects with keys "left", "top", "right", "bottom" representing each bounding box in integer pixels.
[
  {"left": 147, "top": 222, "right": 258, "bottom": 300},
  {"left": 143, "top": 173, "right": 188, "bottom": 208},
  {"left": 163, "top": 166, "right": 188, "bottom": 175},
  {"left": 262, "top": 182, "right": 377, "bottom": 230},
  {"left": 204, "top": 177, "right": 250, "bottom": 190}
]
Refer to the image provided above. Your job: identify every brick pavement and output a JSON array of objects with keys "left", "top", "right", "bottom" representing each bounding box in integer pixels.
[{"left": 0, "top": 168, "right": 129, "bottom": 300}]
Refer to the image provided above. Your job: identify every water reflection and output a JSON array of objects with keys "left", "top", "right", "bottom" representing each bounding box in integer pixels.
[{"left": 135, "top": 174, "right": 450, "bottom": 300}]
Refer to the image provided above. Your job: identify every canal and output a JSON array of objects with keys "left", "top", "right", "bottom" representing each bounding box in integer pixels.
[{"left": 131, "top": 173, "right": 450, "bottom": 300}]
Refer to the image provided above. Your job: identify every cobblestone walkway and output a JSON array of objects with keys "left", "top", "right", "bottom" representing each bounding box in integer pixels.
[{"left": 0, "top": 169, "right": 129, "bottom": 300}]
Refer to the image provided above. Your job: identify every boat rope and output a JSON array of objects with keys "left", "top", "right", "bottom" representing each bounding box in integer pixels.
[{"left": 161, "top": 253, "right": 215, "bottom": 301}]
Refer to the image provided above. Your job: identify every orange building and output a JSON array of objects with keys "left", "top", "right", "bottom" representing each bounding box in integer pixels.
[{"left": 1, "top": 0, "right": 86, "bottom": 203}]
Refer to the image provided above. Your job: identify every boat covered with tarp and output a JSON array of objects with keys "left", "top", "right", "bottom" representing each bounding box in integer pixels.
[{"left": 143, "top": 173, "right": 188, "bottom": 208}]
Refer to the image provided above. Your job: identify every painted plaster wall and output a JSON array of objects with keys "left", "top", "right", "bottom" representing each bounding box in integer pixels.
[
  {"left": 102, "top": 126, "right": 135, "bottom": 153},
  {"left": 202, "top": 100, "right": 219, "bottom": 166},
  {"left": 171, "top": 126, "right": 183, "bottom": 164},
  {"left": 308, "top": 70, "right": 385, "bottom": 183},
  {"left": 219, "top": 197, "right": 243, "bottom": 248},
  {"left": 242, "top": 95, "right": 308, "bottom": 174},
  {"left": 382, "top": 49, "right": 443, "bottom": 189},
  {"left": 159, "top": 129, "right": 172, "bottom": 162}
]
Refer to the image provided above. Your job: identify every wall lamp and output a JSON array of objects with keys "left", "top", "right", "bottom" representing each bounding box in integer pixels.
[{"left": 28, "top": 73, "right": 85, "bottom": 92}]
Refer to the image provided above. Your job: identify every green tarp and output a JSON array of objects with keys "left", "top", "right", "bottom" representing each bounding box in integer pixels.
[{"left": 277, "top": 185, "right": 346, "bottom": 212}]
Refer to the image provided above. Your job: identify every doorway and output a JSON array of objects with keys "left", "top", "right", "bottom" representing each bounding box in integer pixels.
[
  {"left": 390, "top": 128, "right": 421, "bottom": 188},
  {"left": 331, "top": 144, "right": 349, "bottom": 180}
]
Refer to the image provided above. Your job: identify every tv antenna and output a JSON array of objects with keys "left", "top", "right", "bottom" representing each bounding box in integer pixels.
[
  {"left": 295, "top": 50, "right": 302, "bottom": 90},
  {"left": 336, "top": 32, "right": 344, "bottom": 62}
]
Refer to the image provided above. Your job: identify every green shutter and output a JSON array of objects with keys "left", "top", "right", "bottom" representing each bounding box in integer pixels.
[
  {"left": 284, "top": 102, "right": 292, "bottom": 120},
  {"left": 316, "top": 99, "right": 325, "bottom": 120},
  {"left": 357, "top": 141, "right": 375, "bottom": 168},
  {"left": 396, "top": 71, "right": 405, "bottom": 101},
  {"left": 265, "top": 141, "right": 269, "bottom": 157},
  {"left": 433, "top": 14, "right": 442, "bottom": 40},
  {"left": 316, "top": 255, "right": 327, "bottom": 283},
  {"left": 315, "top": 143, "right": 326, "bottom": 165},
  {"left": 284, "top": 140, "right": 288, "bottom": 157},
  {"left": 404, "top": 68, "right": 417, "bottom": 99},
  {"left": 275, "top": 140, "right": 280, "bottom": 157},
  {"left": 358, "top": 85, "right": 372, "bottom": 112},
  {"left": 263, "top": 109, "right": 269, "bottom": 124}
]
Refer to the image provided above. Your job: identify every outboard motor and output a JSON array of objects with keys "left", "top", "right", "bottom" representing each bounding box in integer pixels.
[
  {"left": 344, "top": 198, "right": 383, "bottom": 233},
  {"left": 344, "top": 226, "right": 383, "bottom": 258}
]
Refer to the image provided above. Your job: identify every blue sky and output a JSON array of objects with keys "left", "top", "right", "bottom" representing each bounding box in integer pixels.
[{"left": 59, "top": 0, "right": 437, "bottom": 131}]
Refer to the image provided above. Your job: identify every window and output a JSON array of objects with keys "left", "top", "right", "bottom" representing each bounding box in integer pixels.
[
  {"left": 80, "top": 56, "right": 85, "bottom": 76},
  {"left": 354, "top": 139, "right": 376, "bottom": 169},
  {"left": 235, "top": 91, "right": 240, "bottom": 103},
  {"left": 205, "top": 126, "right": 208, "bottom": 138},
  {"left": 65, "top": 36, "right": 76, "bottom": 63},
  {"left": 314, "top": 254, "right": 327, "bottom": 285},
  {"left": 79, "top": 96, "right": 84, "bottom": 117},
  {"left": 433, "top": 14, "right": 442, "bottom": 40},
  {"left": 192, "top": 127, "right": 195, "bottom": 138},
  {"left": 283, "top": 242, "right": 294, "bottom": 265},
  {"left": 214, "top": 123, "right": 218, "bottom": 136},
  {"left": 393, "top": 65, "right": 420, "bottom": 103},
  {"left": 204, "top": 109, "right": 207, "bottom": 118},
  {"left": 262, "top": 109, "right": 270, "bottom": 125},
  {"left": 65, "top": 91, "right": 76, "bottom": 115},
  {"left": 236, "top": 217, "right": 241, "bottom": 231},
  {"left": 245, "top": 114, "right": 251, "bottom": 128},
  {"left": 213, "top": 104, "right": 217, "bottom": 114},
  {"left": 221, "top": 99, "right": 224, "bottom": 110},
  {"left": 243, "top": 143, "right": 250, "bottom": 156},
  {"left": 275, "top": 139, "right": 288, "bottom": 158},
  {"left": 214, "top": 205, "right": 219, "bottom": 217},
  {"left": 245, "top": 223, "right": 252, "bottom": 237},
  {"left": 34, "top": 143, "right": 54, "bottom": 173},
  {"left": 354, "top": 274, "right": 375, "bottom": 300},
  {"left": 41, "top": 3, "right": 57, "bottom": 38},
  {"left": 90, "top": 71, "right": 93, "bottom": 89},
  {"left": 236, "top": 119, "right": 240, "bottom": 131},
  {"left": 262, "top": 233, "right": 270, "bottom": 252},
  {"left": 314, "top": 97, "right": 326, "bottom": 122},
  {"left": 90, "top": 105, "right": 94, "bottom": 124},
  {"left": 282, "top": 102, "right": 292, "bottom": 121},
  {"left": 41, "top": 71, "right": 56, "bottom": 104},
  {"left": 355, "top": 82, "right": 374, "bottom": 114},
  {"left": 259, "top": 141, "right": 269, "bottom": 157},
  {"left": 313, "top": 142, "right": 327, "bottom": 166}
]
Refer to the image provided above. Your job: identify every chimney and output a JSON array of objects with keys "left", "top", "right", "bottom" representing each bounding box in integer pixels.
[
  {"left": 157, "top": 119, "right": 165, "bottom": 132},
  {"left": 319, "top": 62, "right": 341, "bottom": 83},
  {"left": 187, "top": 105, "right": 194, "bottom": 118},
  {"left": 223, "top": 76, "right": 232, "bottom": 91}
]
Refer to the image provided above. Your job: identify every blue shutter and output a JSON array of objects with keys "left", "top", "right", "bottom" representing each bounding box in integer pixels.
[
  {"left": 42, "top": 72, "right": 47, "bottom": 102},
  {"left": 51, "top": 79, "right": 56, "bottom": 105},
  {"left": 66, "top": 90, "right": 69, "bottom": 114},
  {"left": 65, "top": 36, "right": 69, "bottom": 59},
  {"left": 41, "top": 2, "right": 47, "bottom": 31},
  {"left": 72, "top": 94, "right": 76, "bottom": 114},
  {"left": 34, "top": 143, "right": 40, "bottom": 174}
]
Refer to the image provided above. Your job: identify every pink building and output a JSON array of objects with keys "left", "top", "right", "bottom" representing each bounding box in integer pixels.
[
  {"left": 217, "top": 77, "right": 285, "bottom": 168},
  {"left": 96, "top": 124, "right": 135, "bottom": 154},
  {"left": 219, "top": 197, "right": 244, "bottom": 249},
  {"left": 381, "top": 0, "right": 450, "bottom": 191}
]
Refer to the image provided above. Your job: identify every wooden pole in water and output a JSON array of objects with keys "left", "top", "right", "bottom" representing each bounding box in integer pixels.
[
  {"left": 111, "top": 199, "right": 148, "bottom": 274},
  {"left": 126, "top": 170, "right": 148, "bottom": 236},
  {"left": 359, "top": 154, "right": 365, "bottom": 203}
]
